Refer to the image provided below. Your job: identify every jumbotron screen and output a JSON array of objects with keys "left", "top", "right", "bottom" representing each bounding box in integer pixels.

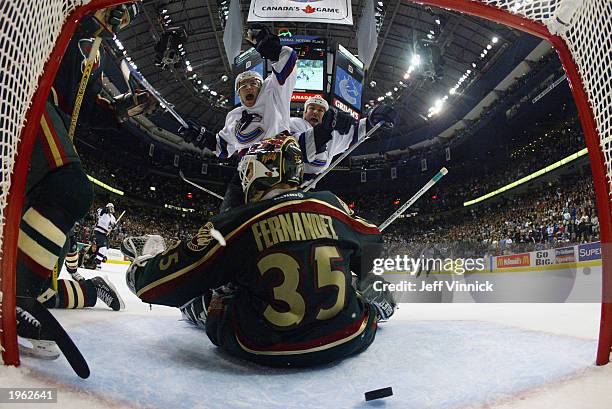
[
  {"left": 233, "top": 48, "right": 266, "bottom": 106},
  {"left": 332, "top": 44, "right": 365, "bottom": 117},
  {"left": 280, "top": 36, "right": 327, "bottom": 94},
  {"left": 295, "top": 59, "right": 325, "bottom": 91}
]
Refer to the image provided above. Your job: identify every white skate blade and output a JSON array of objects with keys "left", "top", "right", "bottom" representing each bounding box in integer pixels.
[{"left": 18, "top": 338, "right": 60, "bottom": 360}]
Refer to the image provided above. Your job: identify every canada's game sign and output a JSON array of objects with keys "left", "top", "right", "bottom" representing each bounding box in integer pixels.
[{"left": 248, "top": 0, "right": 353, "bottom": 25}]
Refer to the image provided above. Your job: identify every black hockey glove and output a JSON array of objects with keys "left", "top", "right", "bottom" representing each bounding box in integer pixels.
[
  {"left": 366, "top": 104, "right": 399, "bottom": 131},
  {"left": 179, "top": 119, "right": 217, "bottom": 151},
  {"left": 359, "top": 273, "right": 397, "bottom": 321},
  {"left": 246, "top": 25, "right": 282, "bottom": 61},
  {"left": 312, "top": 108, "right": 357, "bottom": 153}
]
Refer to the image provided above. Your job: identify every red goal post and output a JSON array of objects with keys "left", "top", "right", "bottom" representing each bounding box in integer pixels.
[
  {"left": 1, "top": 0, "right": 611, "bottom": 367},
  {"left": 0, "top": 0, "right": 128, "bottom": 366}
]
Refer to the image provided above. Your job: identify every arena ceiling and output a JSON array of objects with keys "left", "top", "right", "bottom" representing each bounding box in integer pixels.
[{"left": 117, "top": 0, "right": 522, "bottom": 134}]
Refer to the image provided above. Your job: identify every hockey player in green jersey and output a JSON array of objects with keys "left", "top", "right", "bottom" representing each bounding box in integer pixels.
[{"left": 123, "top": 136, "right": 395, "bottom": 367}]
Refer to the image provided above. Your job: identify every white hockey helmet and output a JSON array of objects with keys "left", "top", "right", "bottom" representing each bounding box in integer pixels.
[
  {"left": 106, "top": 203, "right": 115, "bottom": 213},
  {"left": 235, "top": 70, "right": 263, "bottom": 92},
  {"left": 304, "top": 95, "right": 329, "bottom": 112}
]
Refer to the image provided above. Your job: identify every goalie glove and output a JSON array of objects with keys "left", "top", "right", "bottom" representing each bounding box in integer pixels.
[
  {"left": 246, "top": 24, "right": 282, "bottom": 61},
  {"left": 178, "top": 119, "right": 217, "bottom": 151},
  {"left": 359, "top": 273, "right": 397, "bottom": 322},
  {"left": 122, "top": 235, "right": 167, "bottom": 295},
  {"left": 121, "top": 235, "right": 167, "bottom": 261}
]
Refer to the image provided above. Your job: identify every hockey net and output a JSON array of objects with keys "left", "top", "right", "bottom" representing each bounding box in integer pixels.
[{"left": 0, "top": 0, "right": 611, "bottom": 366}]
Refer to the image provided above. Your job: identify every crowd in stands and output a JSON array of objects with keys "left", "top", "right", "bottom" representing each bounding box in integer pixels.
[
  {"left": 381, "top": 173, "right": 599, "bottom": 256},
  {"left": 343, "top": 115, "right": 586, "bottom": 222}
]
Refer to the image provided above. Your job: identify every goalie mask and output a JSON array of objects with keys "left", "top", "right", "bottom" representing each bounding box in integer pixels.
[{"left": 237, "top": 136, "right": 304, "bottom": 203}]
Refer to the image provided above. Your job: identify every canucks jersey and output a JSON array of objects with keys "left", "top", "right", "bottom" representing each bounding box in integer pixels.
[
  {"left": 132, "top": 190, "right": 383, "bottom": 355},
  {"left": 215, "top": 46, "right": 298, "bottom": 158},
  {"left": 290, "top": 117, "right": 368, "bottom": 180},
  {"left": 94, "top": 210, "right": 116, "bottom": 235}
]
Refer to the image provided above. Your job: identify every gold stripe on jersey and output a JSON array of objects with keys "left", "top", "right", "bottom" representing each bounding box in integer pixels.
[
  {"left": 22, "top": 208, "right": 66, "bottom": 248},
  {"left": 137, "top": 198, "right": 377, "bottom": 299},
  {"left": 235, "top": 313, "right": 369, "bottom": 356},
  {"left": 40, "top": 114, "right": 64, "bottom": 168},
  {"left": 17, "top": 229, "right": 58, "bottom": 270}
]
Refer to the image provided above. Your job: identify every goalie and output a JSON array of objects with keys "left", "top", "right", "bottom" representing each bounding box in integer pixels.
[{"left": 122, "top": 136, "right": 395, "bottom": 367}]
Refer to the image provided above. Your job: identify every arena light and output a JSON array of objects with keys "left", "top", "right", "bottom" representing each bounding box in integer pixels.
[
  {"left": 463, "top": 148, "right": 588, "bottom": 207},
  {"left": 87, "top": 175, "right": 124, "bottom": 196}
]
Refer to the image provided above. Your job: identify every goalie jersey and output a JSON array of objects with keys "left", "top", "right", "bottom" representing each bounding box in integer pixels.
[
  {"left": 131, "top": 190, "right": 383, "bottom": 358},
  {"left": 215, "top": 46, "right": 297, "bottom": 158}
]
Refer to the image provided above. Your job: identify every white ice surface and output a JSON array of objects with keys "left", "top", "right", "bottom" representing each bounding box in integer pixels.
[{"left": 2, "top": 263, "right": 612, "bottom": 409}]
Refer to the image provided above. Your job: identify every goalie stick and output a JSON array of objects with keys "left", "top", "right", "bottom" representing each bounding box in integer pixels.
[
  {"left": 303, "top": 122, "right": 384, "bottom": 191},
  {"left": 16, "top": 297, "right": 90, "bottom": 379},
  {"left": 179, "top": 170, "right": 224, "bottom": 200},
  {"left": 378, "top": 167, "right": 449, "bottom": 232}
]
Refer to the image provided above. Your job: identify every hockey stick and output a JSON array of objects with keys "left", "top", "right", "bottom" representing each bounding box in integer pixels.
[
  {"left": 123, "top": 59, "right": 189, "bottom": 128},
  {"left": 303, "top": 122, "right": 384, "bottom": 191},
  {"left": 68, "top": 36, "right": 103, "bottom": 140},
  {"left": 179, "top": 170, "right": 224, "bottom": 200},
  {"left": 378, "top": 167, "right": 449, "bottom": 232},
  {"left": 16, "top": 297, "right": 90, "bottom": 379},
  {"left": 106, "top": 210, "right": 126, "bottom": 237}
]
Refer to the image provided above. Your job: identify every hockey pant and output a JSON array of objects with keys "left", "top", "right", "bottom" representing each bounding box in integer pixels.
[
  {"left": 204, "top": 294, "right": 378, "bottom": 368},
  {"left": 16, "top": 163, "right": 94, "bottom": 298},
  {"left": 94, "top": 231, "right": 109, "bottom": 266}
]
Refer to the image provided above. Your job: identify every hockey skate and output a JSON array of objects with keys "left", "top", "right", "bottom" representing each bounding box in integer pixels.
[
  {"left": 91, "top": 276, "right": 125, "bottom": 311},
  {"left": 180, "top": 294, "right": 208, "bottom": 329},
  {"left": 16, "top": 306, "right": 60, "bottom": 360},
  {"left": 359, "top": 274, "right": 397, "bottom": 322}
]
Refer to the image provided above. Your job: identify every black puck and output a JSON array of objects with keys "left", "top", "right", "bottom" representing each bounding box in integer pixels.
[{"left": 364, "top": 387, "right": 393, "bottom": 401}]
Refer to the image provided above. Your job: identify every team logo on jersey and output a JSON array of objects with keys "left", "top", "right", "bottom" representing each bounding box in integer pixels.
[
  {"left": 235, "top": 111, "right": 264, "bottom": 143},
  {"left": 77, "top": 39, "right": 101, "bottom": 73},
  {"left": 188, "top": 222, "right": 216, "bottom": 252}
]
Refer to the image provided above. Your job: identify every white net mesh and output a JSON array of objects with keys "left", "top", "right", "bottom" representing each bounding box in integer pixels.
[{"left": 1, "top": 0, "right": 611, "bottom": 362}]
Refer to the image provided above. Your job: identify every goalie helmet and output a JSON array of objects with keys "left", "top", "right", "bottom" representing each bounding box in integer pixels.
[
  {"left": 304, "top": 95, "right": 329, "bottom": 112},
  {"left": 106, "top": 203, "right": 115, "bottom": 213},
  {"left": 237, "top": 136, "right": 304, "bottom": 203}
]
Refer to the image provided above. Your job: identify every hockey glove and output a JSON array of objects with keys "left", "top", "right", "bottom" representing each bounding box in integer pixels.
[
  {"left": 246, "top": 25, "right": 282, "bottom": 61},
  {"left": 179, "top": 119, "right": 217, "bottom": 151},
  {"left": 367, "top": 104, "right": 399, "bottom": 131},
  {"left": 313, "top": 108, "right": 357, "bottom": 153}
]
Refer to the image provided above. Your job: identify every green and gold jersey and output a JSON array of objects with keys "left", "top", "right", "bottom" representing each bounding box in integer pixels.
[{"left": 133, "top": 190, "right": 383, "bottom": 354}]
